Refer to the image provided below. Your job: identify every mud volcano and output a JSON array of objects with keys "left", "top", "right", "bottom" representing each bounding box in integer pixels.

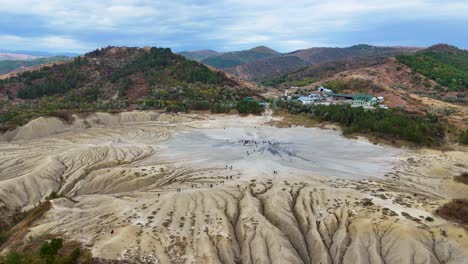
[{"left": 160, "top": 127, "right": 400, "bottom": 179}]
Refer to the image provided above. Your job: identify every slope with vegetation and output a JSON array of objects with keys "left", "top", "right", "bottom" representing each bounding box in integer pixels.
[
  {"left": 277, "top": 101, "right": 445, "bottom": 146},
  {"left": 260, "top": 57, "right": 386, "bottom": 87},
  {"left": 397, "top": 44, "right": 468, "bottom": 91},
  {"left": 197, "top": 46, "right": 280, "bottom": 69},
  {"left": 0, "top": 46, "right": 261, "bottom": 131},
  {"left": 226, "top": 45, "right": 419, "bottom": 82}
]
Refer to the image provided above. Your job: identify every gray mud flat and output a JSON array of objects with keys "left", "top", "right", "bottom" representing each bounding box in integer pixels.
[{"left": 160, "top": 127, "right": 401, "bottom": 179}]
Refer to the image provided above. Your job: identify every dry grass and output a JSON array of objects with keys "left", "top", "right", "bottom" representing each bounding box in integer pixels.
[
  {"left": 436, "top": 199, "right": 468, "bottom": 226},
  {"left": 454, "top": 172, "right": 468, "bottom": 185}
]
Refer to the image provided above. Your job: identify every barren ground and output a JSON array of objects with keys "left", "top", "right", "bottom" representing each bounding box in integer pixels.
[{"left": 0, "top": 111, "right": 467, "bottom": 264}]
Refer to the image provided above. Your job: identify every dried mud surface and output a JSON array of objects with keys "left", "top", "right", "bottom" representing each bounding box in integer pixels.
[{"left": 0, "top": 111, "right": 467, "bottom": 264}]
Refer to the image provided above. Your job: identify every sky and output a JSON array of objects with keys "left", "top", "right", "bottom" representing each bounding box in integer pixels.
[{"left": 1, "top": 0, "right": 467, "bottom": 54}]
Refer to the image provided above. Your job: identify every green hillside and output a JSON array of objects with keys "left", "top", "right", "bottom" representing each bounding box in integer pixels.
[
  {"left": 0, "top": 47, "right": 260, "bottom": 131},
  {"left": 397, "top": 45, "right": 468, "bottom": 91},
  {"left": 0, "top": 47, "right": 235, "bottom": 100}
]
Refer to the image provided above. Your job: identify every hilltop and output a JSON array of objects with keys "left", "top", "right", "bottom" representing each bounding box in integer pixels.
[
  {"left": 181, "top": 46, "right": 281, "bottom": 69},
  {"left": 177, "top": 49, "right": 220, "bottom": 61}
]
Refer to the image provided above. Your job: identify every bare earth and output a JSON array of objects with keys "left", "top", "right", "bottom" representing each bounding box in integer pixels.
[{"left": 0, "top": 111, "right": 467, "bottom": 264}]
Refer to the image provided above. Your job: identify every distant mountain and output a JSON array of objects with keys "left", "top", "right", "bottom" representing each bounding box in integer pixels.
[
  {"left": 0, "top": 56, "right": 71, "bottom": 75},
  {"left": 0, "top": 46, "right": 238, "bottom": 101},
  {"left": 0, "top": 49, "right": 79, "bottom": 58},
  {"left": 0, "top": 52, "right": 40, "bottom": 61},
  {"left": 178, "top": 50, "right": 220, "bottom": 61},
  {"left": 397, "top": 44, "right": 468, "bottom": 91},
  {"left": 422, "top": 44, "right": 461, "bottom": 54},
  {"left": 199, "top": 46, "right": 281, "bottom": 69},
  {"left": 225, "top": 56, "right": 309, "bottom": 81},
  {"left": 287, "top": 45, "right": 420, "bottom": 64},
  {"left": 225, "top": 45, "right": 420, "bottom": 81}
]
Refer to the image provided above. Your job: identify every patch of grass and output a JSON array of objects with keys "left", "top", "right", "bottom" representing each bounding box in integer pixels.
[
  {"left": 0, "top": 201, "right": 51, "bottom": 250},
  {"left": 454, "top": 172, "right": 468, "bottom": 185},
  {"left": 436, "top": 199, "right": 468, "bottom": 225},
  {"left": 459, "top": 130, "right": 468, "bottom": 145},
  {"left": 0, "top": 238, "right": 82, "bottom": 264}
]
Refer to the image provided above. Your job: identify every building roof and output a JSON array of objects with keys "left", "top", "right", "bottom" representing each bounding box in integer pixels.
[
  {"left": 330, "top": 93, "right": 376, "bottom": 101},
  {"left": 329, "top": 93, "right": 354, "bottom": 99},
  {"left": 298, "top": 96, "right": 315, "bottom": 101},
  {"left": 352, "top": 94, "right": 377, "bottom": 101}
]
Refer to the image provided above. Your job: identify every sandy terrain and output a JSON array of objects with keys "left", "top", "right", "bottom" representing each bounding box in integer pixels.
[{"left": 0, "top": 111, "right": 467, "bottom": 263}]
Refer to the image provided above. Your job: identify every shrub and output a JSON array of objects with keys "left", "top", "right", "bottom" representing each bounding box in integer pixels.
[
  {"left": 236, "top": 101, "right": 263, "bottom": 114},
  {"left": 3, "top": 251, "right": 21, "bottom": 264},
  {"left": 454, "top": 172, "right": 468, "bottom": 185},
  {"left": 0, "top": 238, "right": 81, "bottom": 264},
  {"left": 436, "top": 199, "right": 468, "bottom": 225},
  {"left": 459, "top": 130, "right": 468, "bottom": 144},
  {"left": 39, "top": 238, "right": 63, "bottom": 256}
]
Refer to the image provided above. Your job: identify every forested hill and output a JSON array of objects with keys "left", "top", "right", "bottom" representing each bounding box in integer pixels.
[
  {"left": 0, "top": 46, "right": 238, "bottom": 100},
  {"left": 397, "top": 44, "right": 468, "bottom": 91}
]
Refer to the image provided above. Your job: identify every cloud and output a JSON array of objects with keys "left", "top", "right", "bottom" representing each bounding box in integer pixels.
[{"left": 0, "top": 0, "right": 467, "bottom": 52}]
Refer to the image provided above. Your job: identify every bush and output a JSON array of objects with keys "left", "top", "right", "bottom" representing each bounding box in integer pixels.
[
  {"left": 436, "top": 199, "right": 468, "bottom": 225},
  {"left": 0, "top": 238, "right": 81, "bottom": 264},
  {"left": 3, "top": 251, "right": 21, "bottom": 264},
  {"left": 190, "top": 100, "right": 211, "bottom": 111},
  {"left": 210, "top": 103, "right": 233, "bottom": 113},
  {"left": 236, "top": 101, "right": 263, "bottom": 114},
  {"left": 39, "top": 238, "right": 63, "bottom": 256},
  {"left": 459, "top": 130, "right": 468, "bottom": 144},
  {"left": 454, "top": 172, "right": 468, "bottom": 185}
]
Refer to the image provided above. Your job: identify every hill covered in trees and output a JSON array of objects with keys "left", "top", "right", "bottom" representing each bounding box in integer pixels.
[
  {"left": 0, "top": 46, "right": 237, "bottom": 100},
  {"left": 0, "top": 46, "right": 262, "bottom": 131},
  {"left": 397, "top": 44, "right": 468, "bottom": 91}
]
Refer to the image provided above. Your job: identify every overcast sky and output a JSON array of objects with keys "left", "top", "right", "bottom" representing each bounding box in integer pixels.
[{"left": 1, "top": 0, "right": 467, "bottom": 53}]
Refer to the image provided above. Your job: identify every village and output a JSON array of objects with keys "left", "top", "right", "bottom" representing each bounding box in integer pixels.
[{"left": 283, "top": 86, "right": 388, "bottom": 109}]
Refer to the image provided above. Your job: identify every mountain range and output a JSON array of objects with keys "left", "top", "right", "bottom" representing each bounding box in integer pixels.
[
  {"left": 179, "top": 44, "right": 421, "bottom": 81},
  {"left": 0, "top": 56, "right": 71, "bottom": 75},
  {"left": 0, "top": 49, "right": 79, "bottom": 58}
]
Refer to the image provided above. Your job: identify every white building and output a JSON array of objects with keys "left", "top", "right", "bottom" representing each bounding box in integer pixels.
[
  {"left": 299, "top": 94, "right": 322, "bottom": 105},
  {"left": 317, "top": 86, "right": 333, "bottom": 94}
]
